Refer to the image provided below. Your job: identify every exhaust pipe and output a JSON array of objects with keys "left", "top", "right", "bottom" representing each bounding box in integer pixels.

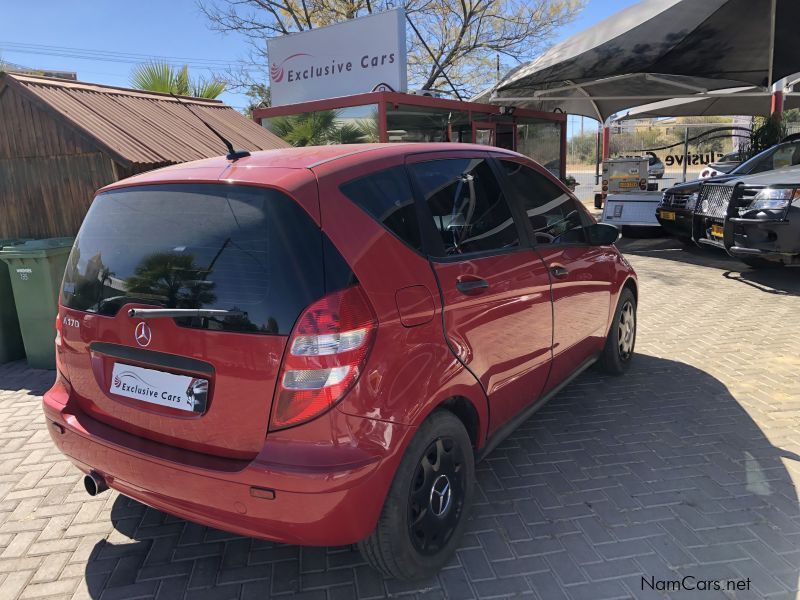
[{"left": 83, "top": 472, "right": 108, "bottom": 496}]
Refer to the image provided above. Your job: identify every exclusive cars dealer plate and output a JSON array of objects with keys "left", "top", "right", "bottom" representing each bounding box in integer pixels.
[
  {"left": 660, "top": 211, "right": 676, "bottom": 221},
  {"left": 110, "top": 363, "right": 208, "bottom": 413},
  {"left": 711, "top": 224, "right": 724, "bottom": 238}
]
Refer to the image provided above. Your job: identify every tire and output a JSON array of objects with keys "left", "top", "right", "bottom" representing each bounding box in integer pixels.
[
  {"left": 358, "top": 411, "right": 475, "bottom": 580},
  {"left": 599, "top": 288, "right": 637, "bottom": 376},
  {"left": 594, "top": 194, "right": 603, "bottom": 209},
  {"left": 740, "top": 256, "right": 784, "bottom": 269}
]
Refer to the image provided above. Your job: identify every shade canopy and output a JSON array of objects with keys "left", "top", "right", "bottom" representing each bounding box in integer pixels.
[
  {"left": 615, "top": 88, "right": 800, "bottom": 121},
  {"left": 473, "top": 74, "right": 751, "bottom": 121},
  {"left": 478, "top": 0, "right": 800, "bottom": 121}
]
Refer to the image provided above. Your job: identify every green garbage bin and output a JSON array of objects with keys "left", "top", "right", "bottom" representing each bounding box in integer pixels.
[
  {"left": 0, "top": 238, "right": 75, "bottom": 369},
  {"left": 0, "top": 239, "right": 28, "bottom": 364}
]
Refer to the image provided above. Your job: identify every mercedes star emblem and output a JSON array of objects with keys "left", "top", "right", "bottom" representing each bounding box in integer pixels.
[
  {"left": 134, "top": 322, "right": 152, "bottom": 347},
  {"left": 429, "top": 474, "right": 452, "bottom": 517}
]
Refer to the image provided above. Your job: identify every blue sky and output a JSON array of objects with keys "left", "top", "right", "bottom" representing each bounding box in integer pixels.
[{"left": 0, "top": 0, "right": 638, "bottom": 124}]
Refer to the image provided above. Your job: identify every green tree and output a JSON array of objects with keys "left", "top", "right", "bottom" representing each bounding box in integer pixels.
[
  {"left": 740, "top": 114, "right": 787, "bottom": 160},
  {"left": 269, "top": 110, "right": 371, "bottom": 145},
  {"left": 131, "top": 62, "right": 225, "bottom": 99},
  {"left": 783, "top": 108, "right": 800, "bottom": 124},
  {"left": 198, "top": 0, "right": 584, "bottom": 98},
  {"left": 244, "top": 83, "right": 271, "bottom": 118},
  {"left": 356, "top": 110, "right": 381, "bottom": 143},
  {"left": 567, "top": 131, "right": 597, "bottom": 165}
]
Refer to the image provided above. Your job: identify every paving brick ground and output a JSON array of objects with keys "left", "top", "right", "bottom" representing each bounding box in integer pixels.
[{"left": 1, "top": 238, "right": 799, "bottom": 599}]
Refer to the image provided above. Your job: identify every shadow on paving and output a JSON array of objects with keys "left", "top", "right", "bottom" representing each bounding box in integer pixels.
[
  {"left": 83, "top": 354, "right": 800, "bottom": 599},
  {"left": 616, "top": 237, "right": 741, "bottom": 271},
  {"left": 618, "top": 236, "right": 800, "bottom": 297},
  {"left": 722, "top": 269, "right": 800, "bottom": 297},
  {"left": 0, "top": 360, "right": 53, "bottom": 395}
]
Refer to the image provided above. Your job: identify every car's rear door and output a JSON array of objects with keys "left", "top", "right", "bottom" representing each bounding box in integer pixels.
[
  {"left": 58, "top": 181, "right": 324, "bottom": 459},
  {"left": 496, "top": 158, "right": 614, "bottom": 390},
  {"left": 406, "top": 151, "right": 553, "bottom": 435}
]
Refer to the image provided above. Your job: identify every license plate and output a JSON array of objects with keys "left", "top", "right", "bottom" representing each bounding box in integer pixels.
[
  {"left": 711, "top": 224, "right": 724, "bottom": 238},
  {"left": 660, "top": 210, "right": 676, "bottom": 221},
  {"left": 110, "top": 363, "right": 208, "bottom": 413},
  {"left": 619, "top": 181, "right": 638, "bottom": 189}
]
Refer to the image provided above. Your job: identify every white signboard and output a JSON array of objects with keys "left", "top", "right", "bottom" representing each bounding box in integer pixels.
[
  {"left": 268, "top": 8, "right": 407, "bottom": 106},
  {"left": 110, "top": 363, "right": 207, "bottom": 413}
]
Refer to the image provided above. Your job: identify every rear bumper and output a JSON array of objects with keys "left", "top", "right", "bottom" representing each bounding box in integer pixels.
[
  {"left": 44, "top": 380, "right": 410, "bottom": 546},
  {"left": 655, "top": 207, "right": 693, "bottom": 238}
]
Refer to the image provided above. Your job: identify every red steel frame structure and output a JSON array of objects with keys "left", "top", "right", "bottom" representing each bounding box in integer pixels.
[{"left": 253, "top": 91, "right": 568, "bottom": 180}]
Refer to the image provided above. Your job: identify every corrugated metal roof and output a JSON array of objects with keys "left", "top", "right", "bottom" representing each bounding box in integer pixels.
[{"left": 2, "top": 73, "right": 288, "bottom": 167}]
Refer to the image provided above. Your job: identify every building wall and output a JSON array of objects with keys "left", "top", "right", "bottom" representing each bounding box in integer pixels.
[{"left": 0, "top": 85, "right": 117, "bottom": 239}]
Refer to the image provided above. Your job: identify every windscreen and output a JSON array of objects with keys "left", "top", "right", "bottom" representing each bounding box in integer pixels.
[
  {"left": 61, "top": 184, "right": 324, "bottom": 336},
  {"left": 735, "top": 141, "right": 800, "bottom": 175}
]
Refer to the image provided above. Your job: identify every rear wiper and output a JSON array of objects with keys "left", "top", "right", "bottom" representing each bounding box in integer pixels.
[
  {"left": 98, "top": 296, "right": 163, "bottom": 314},
  {"left": 128, "top": 308, "right": 244, "bottom": 319}
]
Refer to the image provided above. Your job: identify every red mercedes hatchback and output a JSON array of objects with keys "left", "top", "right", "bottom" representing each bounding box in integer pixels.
[{"left": 45, "top": 143, "right": 637, "bottom": 580}]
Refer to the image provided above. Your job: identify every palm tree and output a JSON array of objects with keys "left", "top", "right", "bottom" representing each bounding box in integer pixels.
[
  {"left": 356, "top": 109, "right": 381, "bottom": 143},
  {"left": 270, "top": 111, "right": 338, "bottom": 146},
  {"left": 131, "top": 62, "right": 225, "bottom": 99},
  {"left": 269, "top": 110, "right": 371, "bottom": 146},
  {"left": 328, "top": 123, "right": 365, "bottom": 145}
]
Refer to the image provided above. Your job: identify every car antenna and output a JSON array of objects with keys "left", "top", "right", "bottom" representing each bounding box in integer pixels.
[{"left": 169, "top": 92, "right": 250, "bottom": 161}]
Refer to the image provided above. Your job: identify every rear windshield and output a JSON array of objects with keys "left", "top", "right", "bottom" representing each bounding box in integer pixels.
[{"left": 62, "top": 184, "right": 324, "bottom": 335}]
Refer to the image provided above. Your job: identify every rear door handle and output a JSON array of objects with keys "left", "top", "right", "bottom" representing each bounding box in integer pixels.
[
  {"left": 456, "top": 278, "right": 489, "bottom": 294},
  {"left": 549, "top": 265, "right": 569, "bottom": 279}
]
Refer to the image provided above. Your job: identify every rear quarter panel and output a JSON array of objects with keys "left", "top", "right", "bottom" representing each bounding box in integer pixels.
[{"left": 312, "top": 153, "right": 491, "bottom": 447}]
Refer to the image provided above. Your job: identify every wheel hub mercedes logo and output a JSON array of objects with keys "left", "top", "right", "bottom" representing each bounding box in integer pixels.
[
  {"left": 429, "top": 474, "right": 452, "bottom": 518},
  {"left": 134, "top": 322, "right": 152, "bottom": 347}
]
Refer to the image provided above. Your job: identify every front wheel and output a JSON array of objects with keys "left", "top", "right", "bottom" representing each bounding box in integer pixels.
[
  {"left": 599, "top": 288, "right": 637, "bottom": 375},
  {"left": 358, "top": 411, "right": 474, "bottom": 580}
]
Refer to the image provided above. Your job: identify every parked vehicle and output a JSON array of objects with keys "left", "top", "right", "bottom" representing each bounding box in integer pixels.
[
  {"left": 701, "top": 149, "right": 744, "bottom": 178},
  {"left": 647, "top": 151, "right": 665, "bottom": 179},
  {"left": 44, "top": 144, "right": 637, "bottom": 580},
  {"left": 698, "top": 165, "right": 800, "bottom": 268},
  {"left": 657, "top": 137, "right": 800, "bottom": 241},
  {"left": 594, "top": 156, "right": 649, "bottom": 208}
]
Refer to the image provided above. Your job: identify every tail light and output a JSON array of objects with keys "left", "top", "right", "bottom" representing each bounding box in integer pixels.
[
  {"left": 54, "top": 314, "right": 70, "bottom": 390},
  {"left": 270, "top": 285, "right": 377, "bottom": 430}
]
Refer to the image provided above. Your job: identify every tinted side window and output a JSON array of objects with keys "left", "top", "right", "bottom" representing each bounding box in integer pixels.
[
  {"left": 409, "top": 157, "right": 519, "bottom": 256},
  {"left": 500, "top": 160, "right": 586, "bottom": 245},
  {"left": 745, "top": 142, "right": 800, "bottom": 174},
  {"left": 340, "top": 166, "right": 422, "bottom": 252}
]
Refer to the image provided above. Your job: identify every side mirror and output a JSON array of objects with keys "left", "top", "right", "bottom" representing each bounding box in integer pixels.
[{"left": 587, "top": 223, "right": 619, "bottom": 245}]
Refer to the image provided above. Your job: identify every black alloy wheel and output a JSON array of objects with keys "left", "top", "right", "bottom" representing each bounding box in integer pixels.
[
  {"left": 358, "top": 411, "right": 474, "bottom": 580},
  {"left": 408, "top": 436, "right": 466, "bottom": 555}
]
